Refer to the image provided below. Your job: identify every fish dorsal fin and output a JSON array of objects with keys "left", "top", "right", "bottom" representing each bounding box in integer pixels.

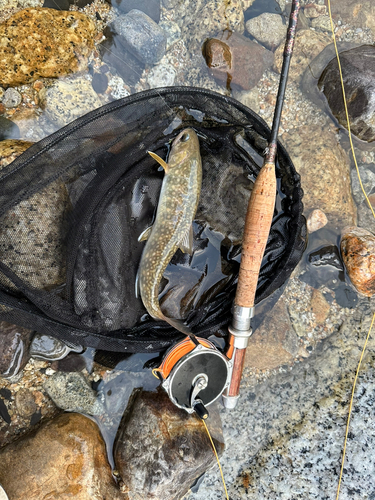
[
  {"left": 138, "top": 225, "right": 153, "bottom": 242},
  {"left": 148, "top": 151, "right": 169, "bottom": 173},
  {"left": 178, "top": 225, "right": 194, "bottom": 255}
]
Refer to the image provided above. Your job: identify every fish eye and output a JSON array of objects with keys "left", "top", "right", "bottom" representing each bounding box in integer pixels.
[{"left": 180, "top": 132, "right": 190, "bottom": 142}]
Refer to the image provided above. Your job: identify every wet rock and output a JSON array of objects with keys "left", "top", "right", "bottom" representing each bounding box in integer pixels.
[
  {"left": 2, "top": 88, "right": 21, "bottom": 109},
  {"left": 233, "top": 87, "right": 260, "bottom": 113},
  {"left": 112, "top": 10, "right": 167, "bottom": 65},
  {"left": 341, "top": 226, "right": 375, "bottom": 297},
  {"left": 306, "top": 209, "right": 328, "bottom": 233},
  {"left": 0, "top": 8, "right": 95, "bottom": 87},
  {"left": 114, "top": 388, "right": 225, "bottom": 500},
  {"left": 274, "top": 28, "right": 331, "bottom": 83},
  {"left": 318, "top": 45, "right": 375, "bottom": 143},
  {"left": 53, "top": 353, "right": 87, "bottom": 372},
  {"left": 282, "top": 124, "right": 357, "bottom": 228},
  {"left": 245, "top": 13, "right": 286, "bottom": 50},
  {"left": 39, "top": 77, "right": 101, "bottom": 128},
  {"left": 0, "top": 412, "right": 122, "bottom": 500},
  {"left": 112, "top": 0, "right": 160, "bottom": 22},
  {"left": 0, "top": 140, "right": 69, "bottom": 290},
  {"left": 162, "top": 0, "right": 179, "bottom": 8},
  {"left": 329, "top": 0, "right": 375, "bottom": 34},
  {"left": 30, "top": 333, "right": 81, "bottom": 361},
  {"left": 43, "top": 0, "right": 69, "bottom": 9},
  {"left": 44, "top": 371, "right": 105, "bottom": 415},
  {"left": 304, "top": 3, "right": 327, "bottom": 18},
  {"left": 0, "top": 117, "right": 20, "bottom": 141},
  {"left": 202, "top": 31, "right": 274, "bottom": 91},
  {"left": 14, "top": 388, "right": 37, "bottom": 418},
  {"left": 0, "top": 321, "right": 32, "bottom": 378},
  {"left": 91, "top": 72, "right": 108, "bottom": 94},
  {"left": 311, "top": 15, "right": 332, "bottom": 32},
  {"left": 159, "top": 20, "right": 181, "bottom": 50},
  {"left": 147, "top": 60, "right": 176, "bottom": 88}
]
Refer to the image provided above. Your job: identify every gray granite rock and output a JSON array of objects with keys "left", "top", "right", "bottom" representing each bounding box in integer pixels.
[
  {"left": 44, "top": 372, "right": 104, "bottom": 415},
  {"left": 113, "top": 0, "right": 160, "bottom": 22},
  {"left": 147, "top": 59, "right": 176, "bottom": 88},
  {"left": 112, "top": 10, "right": 167, "bottom": 65},
  {"left": 159, "top": 20, "right": 181, "bottom": 50},
  {"left": 2, "top": 88, "right": 21, "bottom": 108},
  {"left": 246, "top": 13, "right": 286, "bottom": 50}
]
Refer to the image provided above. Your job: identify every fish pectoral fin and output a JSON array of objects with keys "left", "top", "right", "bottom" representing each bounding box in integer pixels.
[
  {"left": 148, "top": 151, "right": 169, "bottom": 173},
  {"left": 178, "top": 225, "right": 194, "bottom": 255},
  {"left": 135, "top": 270, "right": 140, "bottom": 299},
  {"left": 138, "top": 225, "right": 153, "bottom": 242}
]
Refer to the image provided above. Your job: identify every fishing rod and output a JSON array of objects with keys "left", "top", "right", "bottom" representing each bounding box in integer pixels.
[{"left": 154, "top": 0, "right": 301, "bottom": 417}]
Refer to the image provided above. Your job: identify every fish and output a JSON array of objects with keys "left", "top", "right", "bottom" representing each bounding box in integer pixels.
[{"left": 137, "top": 128, "right": 202, "bottom": 334}]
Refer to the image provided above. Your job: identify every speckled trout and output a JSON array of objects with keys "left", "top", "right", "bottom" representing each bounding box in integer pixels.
[{"left": 137, "top": 128, "right": 202, "bottom": 333}]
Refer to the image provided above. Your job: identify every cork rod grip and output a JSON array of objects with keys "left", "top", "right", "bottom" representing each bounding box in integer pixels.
[{"left": 235, "top": 161, "right": 276, "bottom": 308}]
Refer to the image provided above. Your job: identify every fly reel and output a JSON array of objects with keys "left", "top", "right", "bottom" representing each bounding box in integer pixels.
[{"left": 153, "top": 336, "right": 231, "bottom": 418}]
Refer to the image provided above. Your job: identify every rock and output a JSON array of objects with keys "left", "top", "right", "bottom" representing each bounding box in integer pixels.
[
  {"left": 147, "top": 60, "right": 176, "bottom": 88},
  {"left": 311, "top": 15, "right": 332, "bottom": 32},
  {"left": 274, "top": 28, "right": 331, "bottom": 83},
  {"left": 14, "top": 388, "right": 37, "bottom": 418},
  {"left": 29, "top": 333, "right": 82, "bottom": 361},
  {"left": 341, "top": 226, "right": 375, "bottom": 297},
  {"left": 0, "top": 8, "right": 95, "bottom": 87},
  {"left": 39, "top": 77, "right": 101, "bottom": 128},
  {"left": 112, "top": 10, "right": 167, "bottom": 65},
  {"left": 285, "top": 3, "right": 310, "bottom": 30},
  {"left": 329, "top": 0, "right": 375, "bottom": 34},
  {"left": 114, "top": 388, "right": 225, "bottom": 500},
  {"left": 233, "top": 87, "right": 260, "bottom": 113},
  {"left": 43, "top": 0, "right": 69, "bottom": 9},
  {"left": 0, "top": 117, "right": 20, "bottom": 140},
  {"left": 318, "top": 45, "right": 375, "bottom": 143},
  {"left": 159, "top": 20, "right": 181, "bottom": 50},
  {"left": 246, "top": 13, "right": 286, "bottom": 50},
  {"left": 282, "top": 124, "right": 357, "bottom": 228},
  {"left": 304, "top": 3, "right": 327, "bottom": 18},
  {"left": 306, "top": 209, "right": 328, "bottom": 233},
  {"left": 202, "top": 31, "right": 274, "bottom": 91},
  {"left": 44, "top": 371, "right": 105, "bottom": 415},
  {"left": 112, "top": 0, "right": 160, "bottom": 22},
  {"left": 91, "top": 72, "right": 108, "bottom": 94},
  {"left": 162, "top": 0, "right": 179, "bottom": 8},
  {"left": 0, "top": 413, "right": 122, "bottom": 500},
  {"left": 52, "top": 353, "right": 87, "bottom": 372},
  {"left": 0, "top": 321, "right": 32, "bottom": 378},
  {"left": 0, "top": 140, "right": 69, "bottom": 290},
  {"left": 2, "top": 88, "right": 22, "bottom": 108}
]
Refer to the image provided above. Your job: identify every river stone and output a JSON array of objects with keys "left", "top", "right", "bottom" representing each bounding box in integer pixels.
[
  {"left": 274, "top": 28, "right": 331, "bottom": 83},
  {"left": 39, "top": 77, "right": 101, "bottom": 128},
  {"left": 245, "top": 13, "right": 286, "bottom": 50},
  {"left": 202, "top": 32, "right": 274, "bottom": 91},
  {"left": 112, "top": 0, "right": 160, "bottom": 22},
  {"left": 329, "top": 0, "right": 375, "bottom": 34},
  {"left": 318, "top": 45, "right": 375, "bottom": 144},
  {"left": 2, "top": 88, "right": 21, "bottom": 108},
  {"left": 306, "top": 209, "right": 328, "bottom": 233},
  {"left": 340, "top": 226, "right": 375, "bottom": 297},
  {"left": 0, "top": 321, "right": 32, "bottom": 378},
  {"left": 44, "top": 372, "right": 105, "bottom": 415},
  {"left": 114, "top": 388, "right": 225, "bottom": 500},
  {"left": 0, "top": 117, "right": 20, "bottom": 141},
  {"left": 0, "top": 140, "right": 69, "bottom": 291},
  {"left": 0, "top": 8, "right": 95, "bottom": 87},
  {"left": 112, "top": 10, "right": 167, "bottom": 65},
  {"left": 0, "top": 412, "right": 122, "bottom": 500},
  {"left": 282, "top": 124, "right": 357, "bottom": 228},
  {"left": 304, "top": 3, "right": 327, "bottom": 18}
]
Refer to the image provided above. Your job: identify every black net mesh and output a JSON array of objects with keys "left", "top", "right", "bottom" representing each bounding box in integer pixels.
[{"left": 0, "top": 87, "right": 306, "bottom": 352}]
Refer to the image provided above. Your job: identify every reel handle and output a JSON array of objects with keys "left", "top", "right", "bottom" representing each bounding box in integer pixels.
[{"left": 223, "top": 161, "right": 276, "bottom": 408}]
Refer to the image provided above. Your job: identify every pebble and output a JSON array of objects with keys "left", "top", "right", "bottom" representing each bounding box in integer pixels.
[
  {"left": 91, "top": 72, "right": 108, "bottom": 94},
  {"left": 306, "top": 209, "right": 328, "bottom": 233},
  {"left": 0, "top": 413, "right": 122, "bottom": 500},
  {"left": 341, "top": 226, "right": 375, "bottom": 296},
  {"left": 2, "top": 88, "right": 22, "bottom": 108},
  {"left": 44, "top": 372, "right": 105, "bottom": 415},
  {"left": 112, "top": 9, "right": 167, "bottom": 65},
  {"left": 39, "top": 77, "right": 101, "bottom": 127},
  {"left": 0, "top": 117, "right": 20, "bottom": 141},
  {"left": 0, "top": 8, "right": 95, "bottom": 87},
  {"left": 14, "top": 388, "right": 37, "bottom": 418},
  {"left": 202, "top": 31, "right": 274, "bottom": 91},
  {"left": 114, "top": 388, "right": 224, "bottom": 500},
  {"left": 246, "top": 13, "right": 287, "bottom": 50},
  {"left": 147, "top": 59, "right": 176, "bottom": 88}
]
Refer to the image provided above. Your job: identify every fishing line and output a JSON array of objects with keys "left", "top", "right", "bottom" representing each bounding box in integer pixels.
[
  {"left": 202, "top": 418, "right": 230, "bottom": 500},
  {"left": 327, "top": 1, "right": 375, "bottom": 498}
]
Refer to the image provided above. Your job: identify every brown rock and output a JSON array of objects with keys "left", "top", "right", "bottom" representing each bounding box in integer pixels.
[
  {"left": 330, "top": 0, "right": 375, "bottom": 33},
  {"left": 0, "top": 321, "right": 32, "bottom": 378},
  {"left": 304, "top": 4, "right": 327, "bottom": 18},
  {"left": 0, "top": 8, "right": 95, "bottom": 87},
  {"left": 0, "top": 412, "right": 122, "bottom": 500},
  {"left": 310, "top": 288, "right": 330, "bottom": 324},
  {"left": 14, "top": 388, "right": 37, "bottom": 417},
  {"left": 203, "top": 31, "right": 274, "bottom": 91},
  {"left": 274, "top": 29, "right": 331, "bottom": 83},
  {"left": 341, "top": 226, "right": 375, "bottom": 296},
  {"left": 114, "top": 388, "right": 224, "bottom": 500},
  {"left": 282, "top": 124, "right": 357, "bottom": 228},
  {"left": 244, "top": 297, "right": 299, "bottom": 372},
  {"left": 306, "top": 209, "right": 328, "bottom": 233}
]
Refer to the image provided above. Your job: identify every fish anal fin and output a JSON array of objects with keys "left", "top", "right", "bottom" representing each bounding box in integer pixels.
[
  {"left": 178, "top": 225, "right": 194, "bottom": 255},
  {"left": 148, "top": 151, "right": 169, "bottom": 173},
  {"left": 138, "top": 226, "right": 153, "bottom": 242}
]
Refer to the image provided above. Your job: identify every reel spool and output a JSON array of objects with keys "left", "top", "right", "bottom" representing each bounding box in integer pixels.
[{"left": 153, "top": 337, "right": 231, "bottom": 418}]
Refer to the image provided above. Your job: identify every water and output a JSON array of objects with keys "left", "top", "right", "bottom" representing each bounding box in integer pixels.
[{"left": 0, "top": 0, "right": 375, "bottom": 499}]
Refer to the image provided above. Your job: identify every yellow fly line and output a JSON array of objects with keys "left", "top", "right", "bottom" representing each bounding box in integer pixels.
[
  {"left": 202, "top": 418, "right": 230, "bottom": 500},
  {"left": 326, "top": 1, "right": 375, "bottom": 499}
]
